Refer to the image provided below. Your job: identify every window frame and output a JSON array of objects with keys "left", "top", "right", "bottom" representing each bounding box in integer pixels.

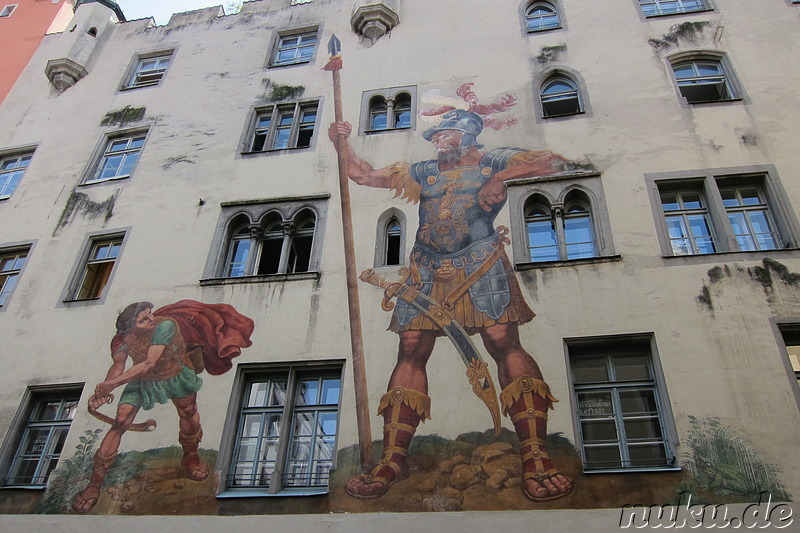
[
  {"left": 519, "top": 0, "right": 566, "bottom": 35},
  {"left": 636, "top": 0, "right": 712, "bottom": 18},
  {"left": 0, "top": 4, "right": 18, "bottom": 18},
  {"left": 60, "top": 230, "right": 129, "bottom": 306},
  {"left": 533, "top": 68, "right": 591, "bottom": 122},
  {"left": 0, "top": 384, "right": 83, "bottom": 489},
  {"left": 269, "top": 28, "right": 320, "bottom": 68},
  {"left": 524, "top": 1, "right": 561, "bottom": 33},
  {"left": 202, "top": 196, "right": 328, "bottom": 285},
  {"left": 772, "top": 320, "right": 800, "bottom": 412},
  {"left": 667, "top": 52, "right": 743, "bottom": 106},
  {"left": 217, "top": 361, "right": 344, "bottom": 497},
  {"left": 243, "top": 100, "right": 320, "bottom": 154},
  {"left": 81, "top": 128, "right": 150, "bottom": 185},
  {"left": 374, "top": 208, "right": 407, "bottom": 267},
  {"left": 565, "top": 334, "right": 679, "bottom": 474},
  {"left": 646, "top": 166, "right": 800, "bottom": 260},
  {"left": 121, "top": 50, "right": 175, "bottom": 90},
  {"left": 0, "top": 146, "right": 36, "bottom": 201},
  {"left": 508, "top": 173, "right": 618, "bottom": 269},
  {"left": 0, "top": 241, "right": 33, "bottom": 312},
  {"left": 359, "top": 86, "right": 417, "bottom": 135}
]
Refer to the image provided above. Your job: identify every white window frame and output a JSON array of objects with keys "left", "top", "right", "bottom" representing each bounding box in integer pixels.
[
  {"left": 125, "top": 52, "right": 173, "bottom": 89},
  {"left": 219, "top": 362, "right": 343, "bottom": 496},
  {"left": 360, "top": 86, "right": 417, "bottom": 135},
  {"left": 525, "top": 2, "right": 560, "bottom": 32},
  {"left": 638, "top": 0, "right": 710, "bottom": 18},
  {"left": 0, "top": 385, "right": 82, "bottom": 488},
  {"left": 62, "top": 231, "right": 128, "bottom": 304},
  {"left": 668, "top": 52, "right": 742, "bottom": 105},
  {"left": 270, "top": 29, "right": 318, "bottom": 67},
  {"left": 0, "top": 243, "right": 31, "bottom": 310},
  {"left": 658, "top": 187, "right": 717, "bottom": 255},
  {"left": 566, "top": 335, "right": 678, "bottom": 473},
  {"left": 83, "top": 129, "right": 149, "bottom": 185},
  {"left": 0, "top": 148, "right": 34, "bottom": 200},
  {"left": 0, "top": 4, "right": 18, "bottom": 18},
  {"left": 202, "top": 197, "right": 328, "bottom": 285},
  {"left": 647, "top": 166, "right": 800, "bottom": 258},
  {"left": 245, "top": 100, "right": 320, "bottom": 153}
]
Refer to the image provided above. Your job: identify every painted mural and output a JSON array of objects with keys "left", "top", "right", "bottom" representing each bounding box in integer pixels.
[
  {"left": 57, "top": 300, "right": 253, "bottom": 514},
  {"left": 328, "top": 83, "right": 578, "bottom": 503}
]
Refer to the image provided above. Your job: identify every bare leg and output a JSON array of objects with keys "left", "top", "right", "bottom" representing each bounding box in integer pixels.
[
  {"left": 173, "top": 393, "right": 208, "bottom": 481},
  {"left": 345, "top": 330, "right": 436, "bottom": 499},
  {"left": 72, "top": 403, "right": 139, "bottom": 513},
  {"left": 480, "top": 324, "right": 574, "bottom": 501}
]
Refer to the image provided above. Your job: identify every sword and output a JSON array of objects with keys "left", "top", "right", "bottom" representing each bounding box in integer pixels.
[{"left": 359, "top": 268, "right": 502, "bottom": 435}]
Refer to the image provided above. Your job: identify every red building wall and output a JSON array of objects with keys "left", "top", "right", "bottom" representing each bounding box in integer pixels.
[{"left": 0, "top": 0, "right": 75, "bottom": 104}]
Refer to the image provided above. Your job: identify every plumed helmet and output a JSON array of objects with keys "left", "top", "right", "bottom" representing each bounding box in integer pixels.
[{"left": 423, "top": 109, "right": 484, "bottom": 147}]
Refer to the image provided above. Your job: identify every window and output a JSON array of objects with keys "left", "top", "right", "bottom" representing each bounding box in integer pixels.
[
  {"left": 671, "top": 57, "right": 738, "bottom": 104},
  {"left": 64, "top": 233, "right": 126, "bottom": 302},
  {"left": 272, "top": 30, "right": 318, "bottom": 67},
  {"left": 525, "top": 2, "right": 560, "bottom": 32},
  {"left": 2, "top": 387, "right": 81, "bottom": 487},
  {"left": 125, "top": 53, "right": 172, "bottom": 89},
  {"left": 524, "top": 191, "right": 597, "bottom": 262},
  {"left": 248, "top": 101, "right": 319, "bottom": 152},
  {"left": 568, "top": 336, "right": 675, "bottom": 472},
  {"left": 360, "top": 86, "right": 416, "bottom": 135},
  {"left": 777, "top": 324, "right": 800, "bottom": 409},
  {"left": 0, "top": 246, "right": 29, "bottom": 308},
  {"left": 639, "top": 0, "right": 708, "bottom": 17},
  {"left": 225, "top": 363, "right": 343, "bottom": 494},
  {"left": 85, "top": 131, "right": 147, "bottom": 184},
  {"left": 648, "top": 167, "right": 799, "bottom": 257},
  {"left": 0, "top": 4, "right": 17, "bottom": 18},
  {"left": 0, "top": 151, "right": 33, "bottom": 200},
  {"left": 509, "top": 176, "right": 616, "bottom": 267},
  {"left": 203, "top": 197, "right": 327, "bottom": 283},
  {"left": 539, "top": 75, "right": 582, "bottom": 118},
  {"left": 659, "top": 188, "right": 716, "bottom": 255},
  {"left": 383, "top": 219, "right": 402, "bottom": 266}
]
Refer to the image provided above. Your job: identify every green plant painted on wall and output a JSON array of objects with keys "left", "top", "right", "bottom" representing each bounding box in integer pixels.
[{"left": 675, "top": 416, "right": 791, "bottom": 503}]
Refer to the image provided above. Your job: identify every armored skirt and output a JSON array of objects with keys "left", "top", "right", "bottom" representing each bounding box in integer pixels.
[{"left": 389, "top": 232, "right": 535, "bottom": 336}]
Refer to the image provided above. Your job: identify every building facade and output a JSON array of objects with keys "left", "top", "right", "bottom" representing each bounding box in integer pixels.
[{"left": 0, "top": 0, "right": 799, "bottom": 530}]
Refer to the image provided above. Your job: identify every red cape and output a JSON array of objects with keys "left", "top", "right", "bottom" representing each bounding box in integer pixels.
[{"left": 110, "top": 300, "right": 254, "bottom": 376}]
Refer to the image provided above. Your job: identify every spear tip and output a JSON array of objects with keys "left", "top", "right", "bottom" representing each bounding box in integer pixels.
[{"left": 328, "top": 34, "right": 342, "bottom": 56}]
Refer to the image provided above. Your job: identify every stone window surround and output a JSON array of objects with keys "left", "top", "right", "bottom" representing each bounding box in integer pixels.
[
  {"left": 633, "top": 0, "right": 714, "bottom": 21},
  {"left": 266, "top": 24, "right": 324, "bottom": 69},
  {"left": 79, "top": 126, "right": 152, "bottom": 186},
  {"left": 0, "top": 240, "right": 35, "bottom": 313},
  {"left": 532, "top": 67, "right": 593, "bottom": 122},
  {"left": 215, "top": 360, "right": 344, "bottom": 498},
  {"left": 518, "top": 0, "right": 567, "bottom": 36},
  {"left": 201, "top": 195, "right": 329, "bottom": 285},
  {"left": 0, "top": 144, "right": 37, "bottom": 201},
  {"left": 666, "top": 50, "right": 746, "bottom": 108},
  {"left": 507, "top": 172, "right": 618, "bottom": 269},
  {"left": 240, "top": 99, "right": 322, "bottom": 155},
  {"left": 645, "top": 165, "right": 800, "bottom": 263},
  {"left": 373, "top": 207, "right": 408, "bottom": 268},
  {"left": 58, "top": 228, "right": 130, "bottom": 308},
  {"left": 564, "top": 332, "right": 680, "bottom": 474},
  {"left": 118, "top": 47, "right": 178, "bottom": 92},
  {"left": 359, "top": 85, "right": 417, "bottom": 136}
]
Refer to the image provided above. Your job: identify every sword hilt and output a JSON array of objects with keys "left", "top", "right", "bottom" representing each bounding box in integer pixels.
[{"left": 360, "top": 269, "right": 403, "bottom": 312}]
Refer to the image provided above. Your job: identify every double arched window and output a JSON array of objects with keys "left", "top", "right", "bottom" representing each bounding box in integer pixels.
[
  {"left": 224, "top": 209, "right": 317, "bottom": 277},
  {"left": 539, "top": 74, "right": 582, "bottom": 118},
  {"left": 367, "top": 92, "right": 412, "bottom": 132},
  {"left": 525, "top": 2, "right": 560, "bottom": 32},
  {"left": 524, "top": 190, "right": 596, "bottom": 262}
]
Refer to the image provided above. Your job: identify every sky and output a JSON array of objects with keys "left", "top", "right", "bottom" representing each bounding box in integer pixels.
[{"left": 115, "top": 1, "right": 235, "bottom": 26}]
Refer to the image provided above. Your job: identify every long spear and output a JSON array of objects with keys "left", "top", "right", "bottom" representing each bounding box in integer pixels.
[{"left": 323, "top": 34, "right": 373, "bottom": 473}]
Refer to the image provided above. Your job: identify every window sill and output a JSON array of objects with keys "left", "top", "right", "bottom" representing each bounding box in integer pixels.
[
  {"left": 527, "top": 26, "right": 562, "bottom": 34},
  {"left": 63, "top": 296, "right": 101, "bottom": 303},
  {"left": 200, "top": 272, "right": 320, "bottom": 286},
  {"left": 662, "top": 248, "right": 800, "bottom": 265},
  {"left": 241, "top": 146, "right": 313, "bottom": 156},
  {"left": 542, "top": 110, "right": 585, "bottom": 120},
  {"left": 119, "top": 83, "right": 160, "bottom": 91},
  {"left": 364, "top": 127, "right": 412, "bottom": 135},
  {"left": 683, "top": 97, "right": 743, "bottom": 106},
  {"left": 0, "top": 484, "right": 46, "bottom": 490},
  {"left": 583, "top": 466, "right": 682, "bottom": 475},
  {"left": 268, "top": 60, "right": 312, "bottom": 69},
  {"left": 79, "top": 175, "right": 131, "bottom": 186},
  {"left": 217, "top": 487, "right": 328, "bottom": 499},
  {"left": 516, "top": 255, "right": 621, "bottom": 270},
  {"left": 643, "top": 8, "right": 714, "bottom": 19}
]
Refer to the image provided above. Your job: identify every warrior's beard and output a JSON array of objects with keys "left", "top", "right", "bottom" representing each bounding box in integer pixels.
[{"left": 437, "top": 145, "right": 469, "bottom": 164}]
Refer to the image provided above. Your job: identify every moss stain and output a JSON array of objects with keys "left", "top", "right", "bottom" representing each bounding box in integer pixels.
[
  {"left": 101, "top": 106, "right": 146, "bottom": 127},
  {"left": 648, "top": 21, "right": 712, "bottom": 52},
  {"left": 54, "top": 189, "right": 117, "bottom": 235}
]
